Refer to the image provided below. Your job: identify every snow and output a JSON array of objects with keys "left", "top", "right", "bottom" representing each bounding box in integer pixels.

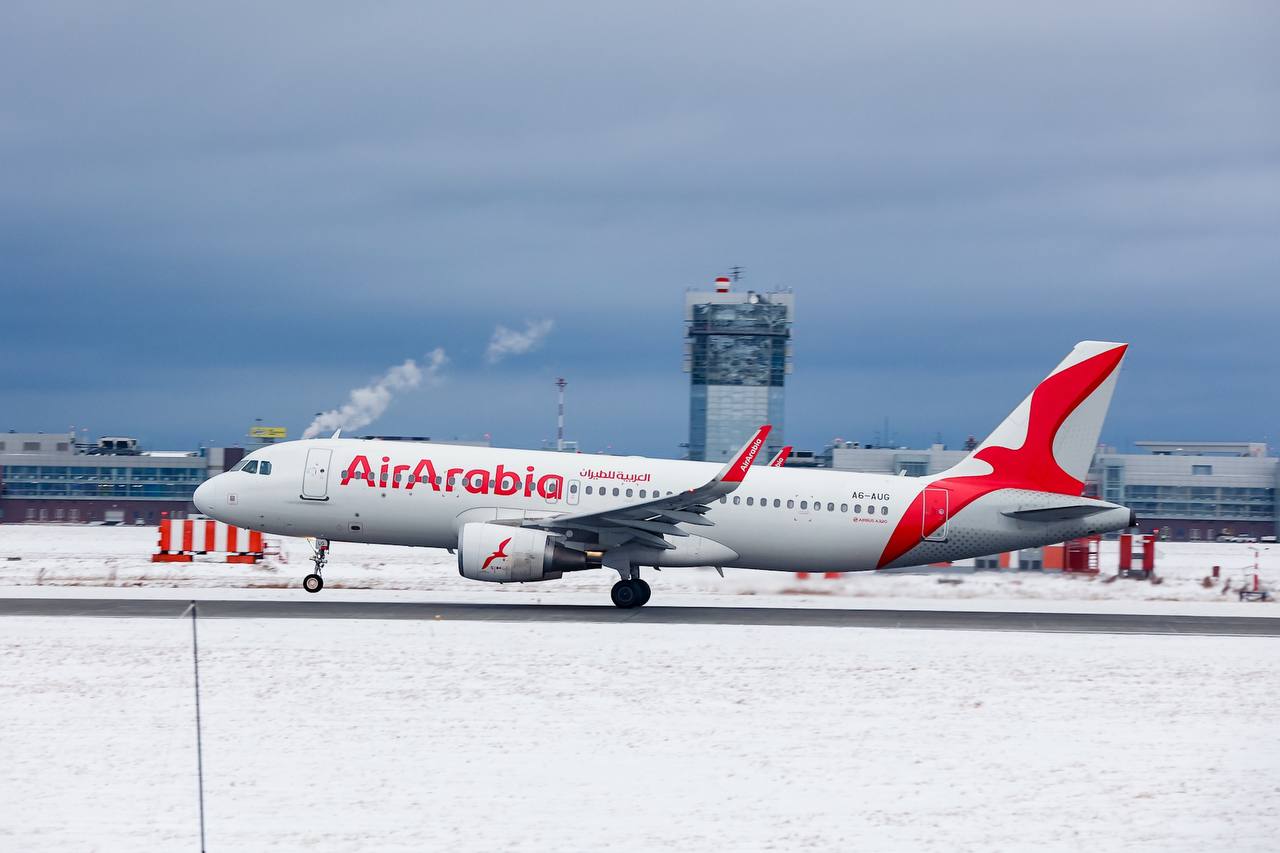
[
  {"left": 0, "top": 616, "right": 1276, "bottom": 851},
  {"left": 1, "top": 525, "right": 1275, "bottom": 615}
]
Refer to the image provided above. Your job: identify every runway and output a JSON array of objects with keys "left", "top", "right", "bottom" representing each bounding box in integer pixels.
[{"left": 0, "top": 597, "right": 1276, "bottom": 635}]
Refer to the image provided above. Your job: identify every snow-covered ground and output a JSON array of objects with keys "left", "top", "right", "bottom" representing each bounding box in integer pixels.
[
  {"left": 0, "top": 524, "right": 1275, "bottom": 612},
  {"left": 0, "top": 615, "right": 1276, "bottom": 852}
]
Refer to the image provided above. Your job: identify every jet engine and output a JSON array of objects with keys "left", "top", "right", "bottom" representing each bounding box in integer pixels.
[{"left": 457, "top": 522, "right": 598, "bottom": 583}]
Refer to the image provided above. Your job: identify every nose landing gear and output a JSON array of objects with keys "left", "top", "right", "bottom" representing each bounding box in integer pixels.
[{"left": 304, "top": 538, "right": 329, "bottom": 594}]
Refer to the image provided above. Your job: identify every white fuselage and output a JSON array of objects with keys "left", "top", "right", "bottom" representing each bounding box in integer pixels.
[{"left": 194, "top": 437, "right": 1133, "bottom": 574}]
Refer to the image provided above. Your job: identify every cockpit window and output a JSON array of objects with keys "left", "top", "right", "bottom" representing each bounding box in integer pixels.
[
  {"left": 259, "top": 461, "right": 272, "bottom": 475},
  {"left": 242, "top": 460, "right": 259, "bottom": 474}
]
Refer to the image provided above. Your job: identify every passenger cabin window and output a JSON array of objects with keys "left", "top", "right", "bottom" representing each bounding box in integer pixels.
[
  {"left": 786, "top": 500, "right": 794, "bottom": 509},
  {"left": 746, "top": 497, "right": 754, "bottom": 506},
  {"left": 840, "top": 503, "right": 848, "bottom": 513},
  {"left": 773, "top": 499, "right": 780, "bottom": 507},
  {"left": 800, "top": 501, "right": 808, "bottom": 510},
  {"left": 733, "top": 496, "right": 741, "bottom": 505},
  {"left": 827, "top": 502, "right": 834, "bottom": 512},
  {"left": 881, "top": 506, "right": 889, "bottom": 515},
  {"left": 260, "top": 462, "right": 272, "bottom": 475},
  {"left": 242, "top": 460, "right": 259, "bottom": 474}
]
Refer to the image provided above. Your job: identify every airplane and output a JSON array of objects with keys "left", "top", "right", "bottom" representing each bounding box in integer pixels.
[
  {"left": 767, "top": 446, "right": 792, "bottom": 467},
  {"left": 193, "top": 341, "right": 1136, "bottom": 608}
]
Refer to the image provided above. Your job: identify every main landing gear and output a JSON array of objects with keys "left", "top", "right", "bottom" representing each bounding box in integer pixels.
[
  {"left": 304, "top": 538, "right": 329, "bottom": 594},
  {"left": 610, "top": 567, "right": 652, "bottom": 609}
]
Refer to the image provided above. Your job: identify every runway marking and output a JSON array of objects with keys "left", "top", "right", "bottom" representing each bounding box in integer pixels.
[{"left": 0, "top": 598, "right": 1277, "bottom": 636}]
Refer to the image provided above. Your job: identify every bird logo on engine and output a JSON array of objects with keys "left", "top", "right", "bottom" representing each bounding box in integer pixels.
[{"left": 480, "top": 537, "right": 512, "bottom": 572}]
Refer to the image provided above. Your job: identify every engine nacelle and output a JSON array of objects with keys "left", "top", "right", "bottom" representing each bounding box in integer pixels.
[{"left": 457, "top": 522, "right": 596, "bottom": 583}]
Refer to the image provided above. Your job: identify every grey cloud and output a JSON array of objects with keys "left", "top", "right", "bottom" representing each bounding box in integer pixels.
[{"left": 1, "top": 2, "right": 1277, "bottom": 454}]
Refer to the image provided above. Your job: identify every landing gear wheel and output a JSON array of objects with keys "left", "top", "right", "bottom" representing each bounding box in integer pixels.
[
  {"left": 611, "top": 579, "right": 641, "bottom": 609},
  {"left": 610, "top": 578, "right": 650, "bottom": 609},
  {"left": 303, "top": 573, "right": 324, "bottom": 594}
]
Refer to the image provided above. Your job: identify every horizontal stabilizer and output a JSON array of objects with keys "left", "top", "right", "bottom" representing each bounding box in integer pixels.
[{"left": 1001, "top": 505, "right": 1111, "bottom": 522}]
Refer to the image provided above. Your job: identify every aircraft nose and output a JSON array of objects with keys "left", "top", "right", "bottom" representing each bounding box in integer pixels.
[{"left": 193, "top": 478, "right": 217, "bottom": 516}]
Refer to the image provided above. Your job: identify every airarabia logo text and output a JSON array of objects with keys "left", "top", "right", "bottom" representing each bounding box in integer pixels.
[
  {"left": 341, "top": 455, "right": 564, "bottom": 499},
  {"left": 739, "top": 436, "right": 764, "bottom": 473}
]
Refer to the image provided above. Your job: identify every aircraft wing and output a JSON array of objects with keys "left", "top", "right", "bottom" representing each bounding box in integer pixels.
[{"left": 524, "top": 425, "right": 771, "bottom": 551}]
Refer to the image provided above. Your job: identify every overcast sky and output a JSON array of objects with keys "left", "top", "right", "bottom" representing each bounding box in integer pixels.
[{"left": 3, "top": 2, "right": 1277, "bottom": 455}]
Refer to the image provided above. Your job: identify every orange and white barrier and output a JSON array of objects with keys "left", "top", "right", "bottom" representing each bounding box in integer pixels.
[{"left": 151, "top": 517, "right": 264, "bottom": 564}]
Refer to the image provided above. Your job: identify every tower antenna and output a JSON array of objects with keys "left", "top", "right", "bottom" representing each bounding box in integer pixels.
[{"left": 555, "top": 377, "right": 567, "bottom": 452}]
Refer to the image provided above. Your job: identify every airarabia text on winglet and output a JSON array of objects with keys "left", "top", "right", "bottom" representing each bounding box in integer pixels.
[{"left": 341, "top": 454, "right": 564, "bottom": 499}]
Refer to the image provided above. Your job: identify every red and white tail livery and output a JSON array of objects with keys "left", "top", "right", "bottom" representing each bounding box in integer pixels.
[{"left": 194, "top": 341, "right": 1134, "bottom": 607}]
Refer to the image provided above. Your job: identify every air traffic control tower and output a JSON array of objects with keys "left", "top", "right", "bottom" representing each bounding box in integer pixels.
[{"left": 684, "top": 275, "right": 793, "bottom": 462}]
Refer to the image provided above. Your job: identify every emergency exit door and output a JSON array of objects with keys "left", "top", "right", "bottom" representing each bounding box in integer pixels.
[
  {"left": 301, "top": 448, "right": 332, "bottom": 500},
  {"left": 922, "top": 488, "right": 949, "bottom": 542}
]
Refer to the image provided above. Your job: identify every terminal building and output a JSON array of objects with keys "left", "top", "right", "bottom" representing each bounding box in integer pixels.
[
  {"left": 0, "top": 429, "right": 493, "bottom": 525},
  {"left": 1090, "top": 442, "right": 1277, "bottom": 541},
  {"left": 0, "top": 432, "right": 243, "bottom": 524},
  {"left": 823, "top": 439, "right": 1279, "bottom": 540},
  {"left": 684, "top": 275, "right": 793, "bottom": 462}
]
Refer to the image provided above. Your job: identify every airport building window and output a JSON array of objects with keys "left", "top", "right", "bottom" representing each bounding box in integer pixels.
[{"left": 1192, "top": 464, "right": 1213, "bottom": 476}]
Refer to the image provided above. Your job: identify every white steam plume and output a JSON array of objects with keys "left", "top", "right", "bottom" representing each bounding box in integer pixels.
[
  {"left": 485, "top": 319, "right": 553, "bottom": 364},
  {"left": 302, "top": 348, "right": 447, "bottom": 439}
]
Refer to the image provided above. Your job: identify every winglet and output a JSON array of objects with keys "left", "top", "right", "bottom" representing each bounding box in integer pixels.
[
  {"left": 331, "top": 429, "right": 342, "bottom": 439},
  {"left": 767, "top": 446, "right": 792, "bottom": 468},
  {"left": 717, "top": 425, "right": 771, "bottom": 484}
]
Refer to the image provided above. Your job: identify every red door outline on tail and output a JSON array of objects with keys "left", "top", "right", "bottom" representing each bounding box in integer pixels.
[{"left": 923, "top": 488, "right": 949, "bottom": 542}]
